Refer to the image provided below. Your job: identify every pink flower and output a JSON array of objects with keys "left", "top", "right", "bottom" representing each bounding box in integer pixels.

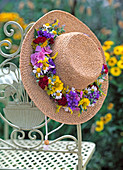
[
  {"left": 35, "top": 45, "right": 52, "bottom": 54},
  {"left": 30, "top": 51, "right": 45, "bottom": 66},
  {"left": 80, "top": 91, "right": 83, "bottom": 98},
  {"left": 42, "top": 46, "right": 52, "bottom": 54},
  {"left": 31, "top": 53, "right": 39, "bottom": 66}
]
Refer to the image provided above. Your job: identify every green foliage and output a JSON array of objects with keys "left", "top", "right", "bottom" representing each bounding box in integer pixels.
[{"left": 0, "top": 0, "right": 123, "bottom": 169}]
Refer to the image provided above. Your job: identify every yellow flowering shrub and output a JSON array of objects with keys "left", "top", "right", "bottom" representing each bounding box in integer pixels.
[
  {"left": 95, "top": 113, "right": 112, "bottom": 132},
  {"left": 0, "top": 12, "right": 28, "bottom": 29},
  {"left": 110, "top": 67, "right": 121, "bottom": 77},
  {"left": 103, "top": 41, "right": 123, "bottom": 77},
  {"left": 107, "top": 103, "right": 114, "bottom": 110}
]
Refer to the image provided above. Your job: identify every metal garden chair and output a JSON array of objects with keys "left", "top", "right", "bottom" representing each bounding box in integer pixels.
[{"left": 0, "top": 21, "right": 95, "bottom": 170}]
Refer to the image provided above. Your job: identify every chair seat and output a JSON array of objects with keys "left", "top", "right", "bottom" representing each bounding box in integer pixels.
[{"left": 0, "top": 140, "right": 95, "bottom": 169}]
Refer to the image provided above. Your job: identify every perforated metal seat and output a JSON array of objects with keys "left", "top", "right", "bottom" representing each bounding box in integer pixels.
[{"left": 0, "top": 140, "right": 95, "bottom": 169}]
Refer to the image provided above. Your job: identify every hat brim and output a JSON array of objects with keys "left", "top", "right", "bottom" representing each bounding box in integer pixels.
[{"left": 20, "top": 10, "right": 108, "bottom": 125}]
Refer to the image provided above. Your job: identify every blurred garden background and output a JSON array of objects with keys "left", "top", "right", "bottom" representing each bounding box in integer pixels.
[{"left": 0, "top": 0, "right": 123, "bottom": 169}]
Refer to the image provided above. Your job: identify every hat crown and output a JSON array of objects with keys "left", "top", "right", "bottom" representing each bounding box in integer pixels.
[{"left": 52, "top": 32, "right": 103, "bottom": 89}]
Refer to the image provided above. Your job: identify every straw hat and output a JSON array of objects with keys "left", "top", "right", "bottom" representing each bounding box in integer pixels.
[{"left": 20, "top": 10, "right": 108, "bottom": 125}]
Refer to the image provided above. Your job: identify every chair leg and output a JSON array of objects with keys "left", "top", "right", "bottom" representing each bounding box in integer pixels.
[{"left": 77, "top": 124, "right": 82, "bottom": 170}]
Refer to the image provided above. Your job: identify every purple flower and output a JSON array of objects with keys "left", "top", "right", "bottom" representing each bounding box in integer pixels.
[
  {"left": 44, "top": 31, "right": 53, "bottom": 38},
  {"left": 66, "top": 91, "right": 79, "bottom": 110},
  {"left": 88, "top": 91, "right": 100, "bottom": 104},
  {"left": 37, "top": 30, "right": 54, "bottom": 38},
  {"left": 48, "top": 58, "right": 56, "bottom": 74},
  {"left": 37, "top": 30, "right": 43, "bottom": 37}
]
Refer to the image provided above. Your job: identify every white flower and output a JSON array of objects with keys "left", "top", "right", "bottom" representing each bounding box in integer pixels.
[
  {"left": 71, "top": 87, "right": 75, "bottom": 92},
  {"left": 33, "top": 66, "right": 43, "bottom": 77},
  {"left": 51, "top": 90, "right": 62, "bottom": 99},
  {"left": 43, "top": 24, "right": 51, "bottom": 30},
  {"left": 98, "top": 79, "right": 104, "bottom": 83},
  {"left": 63, "top": 107, "right": 70, "bottom": 112},
  {"left": 43, "top": 67, "right": 49, "bottom": 74},
  {"left": 91, "top": 85, "right": 97, "bottom": 91},
  {"left": 85, "top": 87, "right": 91, "bottom": 94}
]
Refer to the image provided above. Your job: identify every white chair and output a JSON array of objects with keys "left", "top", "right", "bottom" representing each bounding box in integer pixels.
[{"left": 0, "top": 21, "right": 95, "bottom": 170}]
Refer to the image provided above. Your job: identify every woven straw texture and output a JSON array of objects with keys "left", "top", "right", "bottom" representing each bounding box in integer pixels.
[
  {"left": 20, "top": 10, "right": 108, "bottom": 125},
  {"left": 52, "top": 32, "right": 103, "bottom": 89}
]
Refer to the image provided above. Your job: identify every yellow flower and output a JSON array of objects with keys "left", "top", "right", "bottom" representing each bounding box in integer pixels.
[
  {"left": 52, "top": 30, "right": 57, "bottom": 34},
  {"left": 36, "top": 68, "right": 41, "bottom": 73},
  {"left": 104, "top": 40, "right": 114, "bottom": 46},
  {"left": 51, "top": 52, "right": 58, "bottom": 60},
  {"left": 13, "top": 32, "right": 21, "bottom": 40},
  {"left": 18, "top": 17, "right": 26, "bottom": 28},
  {"left": 48, "top": 75, "right": 63, "bottom": 93},
  {"left": 110, "top": 67, "right": 121, "bottom": 76},
  {"left": 52, "top": 77, "right": 63, "bottom": 92},
  {"left": 62, "top": 85, "right": 70, "bottom": 94},
  {"left": 56, "top": 105, "right": 62, "bottom": 113},
  {"left": 52, "top": 19, "right": 59, "bottom": 27},
  {"left": 104, "top": 52, "right": 110, "bottom": 61},
  {"left": 100, "top": 116, "right": 107, "bottom": 124},
  {"left": 45, "top": 23, "right": 50, "bottom": 26},
  {"left": 41, "top": 40, "right": 48, "bottom": 47},
  {"left": 108, "top": 57, "right": 117, "bottom": 67},
  {"left": 0, "top": 12, "right": 19, "bottom": 22},
  {"left": 117, "top": 60, "right": 123, "bottom": 69},
  {"left": 104, "top": 113, "right": 112, "bottom": 124},
  {"left": 1, "top": 38, "right": 12, "bottom": 46},
  {"left": 23, "top": 24, "right": 28, "bottom": 30},
  {"left": 121, "top": 56, "right": 123, "bottom": 60},
  {"left": 38, "top": 57, "right": 49, "bottom": 71},
  {"left": 95, "top": 120, "right": 104, "bottom": 132},
  {"left": 113, "top": 46, "right": 123, "bottom": 55},
  {"left": 42, "top": 62, "right": 49, "bottom": 70},
  {"left": 107, "top": 103, "right": 114, "bottom": 110},
  {"left": 78, "top": 98, "right": 90, "bottom": 110},
  {"left": 68, "top": 107, "right": 73, "bottom": 114},
  {"left": 102, "top": 45, "right": 111, "bottom": 51}
]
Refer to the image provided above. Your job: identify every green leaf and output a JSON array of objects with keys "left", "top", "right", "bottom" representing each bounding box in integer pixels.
[
  {"left": 79, "top": 105, "right": 83, "bottom": 114},
  {"left": 34, "top": 29, "right": 38, "bottom": 38}
]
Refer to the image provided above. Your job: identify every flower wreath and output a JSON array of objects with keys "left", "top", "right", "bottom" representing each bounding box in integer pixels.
[{"left": 30, "top": 19, "right": 108, "bottom": 116}]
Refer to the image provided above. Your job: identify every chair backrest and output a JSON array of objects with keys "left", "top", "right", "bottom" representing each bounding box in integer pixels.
[
  {"left": 0, "top": 20, "right": 46, "bottom": 130},
  {"left": 0, "top": 68, "right": 45, "bottom": 129}
]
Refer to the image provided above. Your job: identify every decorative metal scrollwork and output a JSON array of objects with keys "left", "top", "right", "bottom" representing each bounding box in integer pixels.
[
  {"left": 0, "top": 21, "right": 34, "bottom": 58},
  {"left": 11, "top": 129, "right": 43, "bottom": 149},
  {"left": 49, "top": 135, "right": 78, "bottom": 151},
  {"left": 0, "top": 21, "right": 23, "bottom": 58}
]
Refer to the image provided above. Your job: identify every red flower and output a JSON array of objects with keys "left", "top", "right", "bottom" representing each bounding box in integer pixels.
[
  {"left": 39, "top": 76, "right": 48, "bottom": 89},
  {"left": 57, "top": 95, "right": 67, "bottom": 106},
  {"left": 104, "top": 64, "right": 108, "bottom": 74},
  {"left": 49, "top": 38, "right": 54, "bottom": 44},
  {"left": 33, "top": 37, "right": 47, "bottom": 44}
]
